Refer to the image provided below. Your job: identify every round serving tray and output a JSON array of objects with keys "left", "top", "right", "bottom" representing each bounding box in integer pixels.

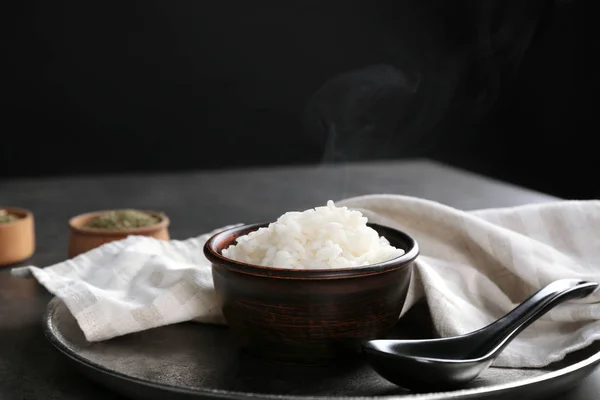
[{"left": 44, "top": 297, "right": 600, "bottom": 400}]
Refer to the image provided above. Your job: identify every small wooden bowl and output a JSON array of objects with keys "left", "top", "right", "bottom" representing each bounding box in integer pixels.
[
  {"left": 204, "top": 222, "right": 419, "bottom": 364},
  {"left": 0, "top": 207, "right": 36, "bottom": 267},
  {"left": 68, "top": 210, "right": 170, "bottom": 258}
]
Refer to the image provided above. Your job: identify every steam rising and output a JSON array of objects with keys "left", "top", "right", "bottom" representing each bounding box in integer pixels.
[
  {"left": 304, "top": 64, "right": 420, "bottom": 163},
  {"left": 302, "top": 1, "right": 544, "bottom": 165}
]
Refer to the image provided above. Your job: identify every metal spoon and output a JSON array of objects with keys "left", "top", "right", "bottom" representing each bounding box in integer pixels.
[{"left": 363, "top": 279, "right": 598, "bottom": 391}]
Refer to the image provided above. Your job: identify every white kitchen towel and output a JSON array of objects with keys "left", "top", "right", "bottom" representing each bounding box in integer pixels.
[{"left": 12, "top": 195, "right": 600, "bottom": 368}]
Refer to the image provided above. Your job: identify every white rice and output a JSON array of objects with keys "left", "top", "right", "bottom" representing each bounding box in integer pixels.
[{"left": 221, "top": 200, "right": 404, "bottom": 269}]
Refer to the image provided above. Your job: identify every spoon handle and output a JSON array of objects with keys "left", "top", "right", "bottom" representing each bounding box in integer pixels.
[{"left": 467, "top": 279, "right": 598, "bottom": 359}]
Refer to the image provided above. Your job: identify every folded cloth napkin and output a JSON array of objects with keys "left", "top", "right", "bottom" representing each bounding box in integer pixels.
[{"left": 12, "top": 195, "right": 600, "bottom": 368}]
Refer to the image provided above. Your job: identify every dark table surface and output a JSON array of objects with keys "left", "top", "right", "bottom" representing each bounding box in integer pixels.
[{"left": 0, "top": 159, "right": 597, "bottom": 400}]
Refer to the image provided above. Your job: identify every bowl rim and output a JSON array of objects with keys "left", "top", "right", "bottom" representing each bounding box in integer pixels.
[
  {"left": 203, "top": 222, "right": 419, "bottom": 279},
  {"left": 0, "top": 206, "right": 33, "bottom": 228},
  {"left": 68, "top": 209, "right": 170, "bottom": 236}
]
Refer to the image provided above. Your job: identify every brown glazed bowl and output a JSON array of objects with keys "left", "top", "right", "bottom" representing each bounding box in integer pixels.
[
  {"left": 204, "top": 222, "right": 419, "bottom": 364},
  {"left": 0, "top": 207, "right": 35, "bottom": 267},
  {"left": 68, "top": 210, "right": 170, "bottom": 258}
]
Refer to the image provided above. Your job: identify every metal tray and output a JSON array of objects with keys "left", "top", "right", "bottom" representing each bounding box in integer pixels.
[{"left": 44, "top": 297, "right": 600, "bottom": 400}]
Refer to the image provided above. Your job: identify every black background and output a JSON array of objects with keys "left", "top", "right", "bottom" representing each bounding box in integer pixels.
[{"left": 1, "top": 0, "right": 592, "bottom": 198}]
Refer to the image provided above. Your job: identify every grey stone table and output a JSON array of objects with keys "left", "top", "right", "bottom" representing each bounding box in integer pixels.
[{"left": 0, "top": 159, "right": 597, "bottom": 399}]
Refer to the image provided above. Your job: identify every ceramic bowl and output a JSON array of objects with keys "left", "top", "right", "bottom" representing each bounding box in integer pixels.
[
  {"left": 68, "top": 210, "right": 170, "bottom": 258},
  {"left": 203, "top": 222, "right": 419, "bottom": 364},
  {"left": 0, "top": 207, "right": 35, "bottom": 267}
]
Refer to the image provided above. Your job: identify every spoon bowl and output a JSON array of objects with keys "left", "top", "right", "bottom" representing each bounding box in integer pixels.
[{"left": 363, "top": 279, "right": 599, "bottom": 391}]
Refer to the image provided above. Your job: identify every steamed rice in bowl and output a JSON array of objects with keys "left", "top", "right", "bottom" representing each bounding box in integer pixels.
[
  {"left": 221, "top": 200, "right": 404, "bottom": 269},
  {"left": 204, "top": 202, "right": 418, "bottom": 363}
]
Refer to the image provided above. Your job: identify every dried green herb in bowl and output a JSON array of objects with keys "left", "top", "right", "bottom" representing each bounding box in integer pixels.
[
  {"left": 0, "top": 209, "right": 20, "bottom": 224},
  {"left": 68, "top": 209, "right": 169, "bottom": 258},
  {"left": 83, "top": 209, "right": 161, "bottom": 230}
]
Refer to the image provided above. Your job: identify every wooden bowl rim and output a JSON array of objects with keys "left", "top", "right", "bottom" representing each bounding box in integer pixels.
[
  {"left": 204, "top": 222, "right": 419, "bottom": 280},
  {"left": 0, "top": 206, "right": 34, "bottom": 229},
  {"left": 68, "top": 209, "right": 170, "bottom": 237}
]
